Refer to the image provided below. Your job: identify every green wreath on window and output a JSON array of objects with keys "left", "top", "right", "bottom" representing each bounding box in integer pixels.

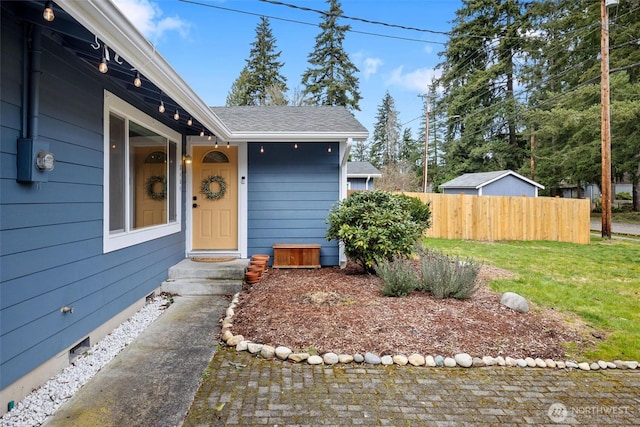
[
  {"left": 145, "top": 175, "right": 166, "bottom": 201},
  {"left": 201, "top": 175, "right": 227, "bottom": 200}
]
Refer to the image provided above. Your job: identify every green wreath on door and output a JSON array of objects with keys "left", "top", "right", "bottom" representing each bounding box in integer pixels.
[{"left": 201, "top": 175, "right": 227, "bottom": 200}]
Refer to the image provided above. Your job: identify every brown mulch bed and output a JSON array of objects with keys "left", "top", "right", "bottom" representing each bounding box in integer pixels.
[{"left": 229, "top": 264, "right": 590, "bottom": 360}]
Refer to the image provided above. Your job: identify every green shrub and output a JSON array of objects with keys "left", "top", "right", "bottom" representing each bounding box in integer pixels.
[
  {"left": 374, "top": 256, "right": 419, "bottom": 297},
  {"left": 326, "top": 191, "right": 431, "bottom": 273},
  {"left": 396, "top": 194, "right": 432, "bottom": 230},
  {"left": 417, "top": 248, "right": 481, "bottom": 299},
  {"left": 617, "top": 191, "right": 632, "bottom": 201}
]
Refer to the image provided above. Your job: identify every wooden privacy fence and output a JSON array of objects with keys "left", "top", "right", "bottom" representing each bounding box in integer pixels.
[{"left": 401, "top": 192, "right": 591, "bottom": 244}]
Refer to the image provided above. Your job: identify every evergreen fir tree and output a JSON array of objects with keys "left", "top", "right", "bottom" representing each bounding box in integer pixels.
[
  {"left": 301, "top": 0, "right": 361, "bottom": 111},
  {"left": 369, "top": 91, "right": 401, "bottom": 168},
  {"left": 226, "top": 67, "right": 251, "bottom": 106},
  {"left": 235, "top": 16, "right": 288, "bottom": 106}
]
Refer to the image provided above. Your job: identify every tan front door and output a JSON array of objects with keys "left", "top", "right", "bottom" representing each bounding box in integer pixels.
[{"left": 192, "top": 146, "right": 238, "bottom": 250}]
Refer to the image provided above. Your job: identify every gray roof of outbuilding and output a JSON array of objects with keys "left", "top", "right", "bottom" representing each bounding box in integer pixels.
[
  {"left": 210, "top": 106, "right": 369, "bottom": 138},
  {"left": 439, "top": 170, "right": 544, "bottom": 189},
  {"left": 347, "top": 161, "right": 382, "bottom": 177}
]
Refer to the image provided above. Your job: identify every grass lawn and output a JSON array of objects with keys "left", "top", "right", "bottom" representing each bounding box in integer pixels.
[{"left": 424, "top": 236, "right": 640, "bottom": 362}]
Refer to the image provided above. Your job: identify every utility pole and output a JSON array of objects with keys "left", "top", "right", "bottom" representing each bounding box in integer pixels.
[
  {"left": 601, "top": 0, "right": 613, "bottom": 238},
  {"left": 419, "top": 94, "right": 430, "bottom": 193}
]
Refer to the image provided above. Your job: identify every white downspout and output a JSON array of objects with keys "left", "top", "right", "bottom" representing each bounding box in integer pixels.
[{"left": 338, "top": 138, "right": 353, "bottom": 268}]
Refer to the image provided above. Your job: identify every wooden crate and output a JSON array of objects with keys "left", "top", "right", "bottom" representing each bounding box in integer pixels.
[{"left": 272, "top": 243, "right": 321, "bottom": 269}]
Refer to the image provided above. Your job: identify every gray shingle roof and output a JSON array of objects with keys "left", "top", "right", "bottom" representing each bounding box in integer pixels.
[
  {"left": 210, "top": 106, "right": 369, "bottom": 136},
  {"left": 347, "top": 161, "right": 382, "bottom": 177},
  {"left": 440, "top": 170, "right": 544, "bottom": 189}
]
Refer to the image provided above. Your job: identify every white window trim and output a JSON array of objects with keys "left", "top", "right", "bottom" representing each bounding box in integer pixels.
[{"left": 103, "top": 90, "right": 182, "bottom": 253}]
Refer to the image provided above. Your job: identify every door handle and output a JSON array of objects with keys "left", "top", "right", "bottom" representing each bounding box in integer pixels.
[{"left": 193, "top": 203, "right": 199, "bottom": 208}]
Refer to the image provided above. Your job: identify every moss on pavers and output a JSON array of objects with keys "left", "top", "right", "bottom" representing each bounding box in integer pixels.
[{"left": 184, "top": 347, "right": 640, "bottom": 426}]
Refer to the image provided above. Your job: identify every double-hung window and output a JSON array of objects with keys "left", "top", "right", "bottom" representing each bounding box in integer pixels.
[{"left": 103, "top": 91, "right": 181, "bottom": 252}]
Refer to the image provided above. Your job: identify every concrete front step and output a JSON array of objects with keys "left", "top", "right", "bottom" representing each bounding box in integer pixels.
[
  {"left": 168, "top": 258, "right": 249, "bottom": 280},
  {"left": 160, "top": 278, "right": 243, "bottom": 296}
]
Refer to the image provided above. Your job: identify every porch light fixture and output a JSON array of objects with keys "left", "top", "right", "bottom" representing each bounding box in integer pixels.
[
  {"left": 183, "top": 155, "right": 192, "bottom": 165},
  {"left": 200, "top": 129, "right": 205, "bottom": 137},
  {"left": 174, "top": 109, "right": 180, "bottom": 120},
  {"left": 43, "top": 1, "right": 55, "bottom": 22},
  {"left": 133, "top": 72, "right": 142, "bottom": 87},
  {"left": 187, "top": 117, "right": 193, "bottom": 126}
]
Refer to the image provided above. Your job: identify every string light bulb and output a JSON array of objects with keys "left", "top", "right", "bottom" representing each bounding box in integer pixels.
[
  {"left": 294, "top": 143, "right": 298, "bottom": 149},
  {"left": 43, "top": 1, "right": 55, "bottom": 22},
  {"left": 200, "top": 129, "right": 204, "bottom": 137},
  {"left": 99, "top": 57, "right": 108, "bottom": 74},
  {"left": 174, "top": 109, "right": 180, "bottom": 120},
  {"left": 328, "top": 146, "right": 332, "bottom": 153},
  {"left": 207, "top": 134, "right": 212, "bottom": 141},
  {"left": 226, "top": 141, "right": 230, "bottom": 149},
  {"left": 260, "top": 145, "right": 264, "bottom": 154},
  {"left": 158, "top": 100, "right": 165, "bottom": 113},
  {"left": 187, "top": 117, "right": 193, "bottom": 126},
  {"left": 99, "top": 46, "right": 109, "bottom": 74},
  {"left": 133, "top": 72, "right": 142, "bottom": 87},
  {"left": 214, "top": 137, "right": 218, "bottom": 148}
]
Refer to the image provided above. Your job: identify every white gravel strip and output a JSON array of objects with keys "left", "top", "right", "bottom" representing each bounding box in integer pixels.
[{"left": 1, "top": 295, "right": 170, "bottom": 427}]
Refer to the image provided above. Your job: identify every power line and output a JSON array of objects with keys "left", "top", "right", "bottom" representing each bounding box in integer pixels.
[
  {"left": 259, "top": 0, "right": 451, "bottom": 36},
  {"left": 178, "top": 0, "right": 445, "bottom": 45}
]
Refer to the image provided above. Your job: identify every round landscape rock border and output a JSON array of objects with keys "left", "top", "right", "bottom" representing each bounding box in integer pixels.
[{"left": 221, "top": 293, "right": 639, "bottom": 372}]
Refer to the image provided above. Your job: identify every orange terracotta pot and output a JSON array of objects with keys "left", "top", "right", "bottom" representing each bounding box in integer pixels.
[
  {"left": 245, "top": 271, "right": 261, "bottom": 284},
  {"left": 251, "top": 255, "right": 270, "bottom": 264},
  {"left": 246, "top": 264, "right": 263, "bottom": 274}
]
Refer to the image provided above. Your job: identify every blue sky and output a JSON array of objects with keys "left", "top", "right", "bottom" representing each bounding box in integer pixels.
[{"left": 113, "top": 0, "right": 461, "bottom": 139}]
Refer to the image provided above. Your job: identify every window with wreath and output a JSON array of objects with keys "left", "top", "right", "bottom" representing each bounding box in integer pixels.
[{"left": 104, "top": 91, "right": 181, "bottom": 253}]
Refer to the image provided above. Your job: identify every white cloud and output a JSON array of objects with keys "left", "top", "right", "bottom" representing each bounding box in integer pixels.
[
  {"left": 423, "top": 45, "right": 434, "bottom": 55},
  {"left": 112, "top": 0, "right": 190, "bottom": 43},
  {"left": 363, "top": 57, "right": 383, "bottom": 79},
  {"left": 386, "top": 66, "right": 441, "bottom": 92}
]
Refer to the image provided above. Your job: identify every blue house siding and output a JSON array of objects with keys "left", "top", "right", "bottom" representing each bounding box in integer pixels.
[
  {"left": 348, "top": 178, "right": 371, "bottom": 190},
  {"left": 442, "top": 188, "right": 479, "bottom": 196},
  {"left": 0, "top": 11, "right": 185, "bottom": 392},
  {"left": 482, "top": 175, "right": 536, "bottom": 197},
  {"left": 247, "top": 142, "right": 339, "bottom": 265}
]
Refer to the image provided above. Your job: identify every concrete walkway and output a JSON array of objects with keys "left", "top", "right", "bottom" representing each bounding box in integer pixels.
[{"left": 42, "top": 295, "right": 227, "bottom": 427}]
